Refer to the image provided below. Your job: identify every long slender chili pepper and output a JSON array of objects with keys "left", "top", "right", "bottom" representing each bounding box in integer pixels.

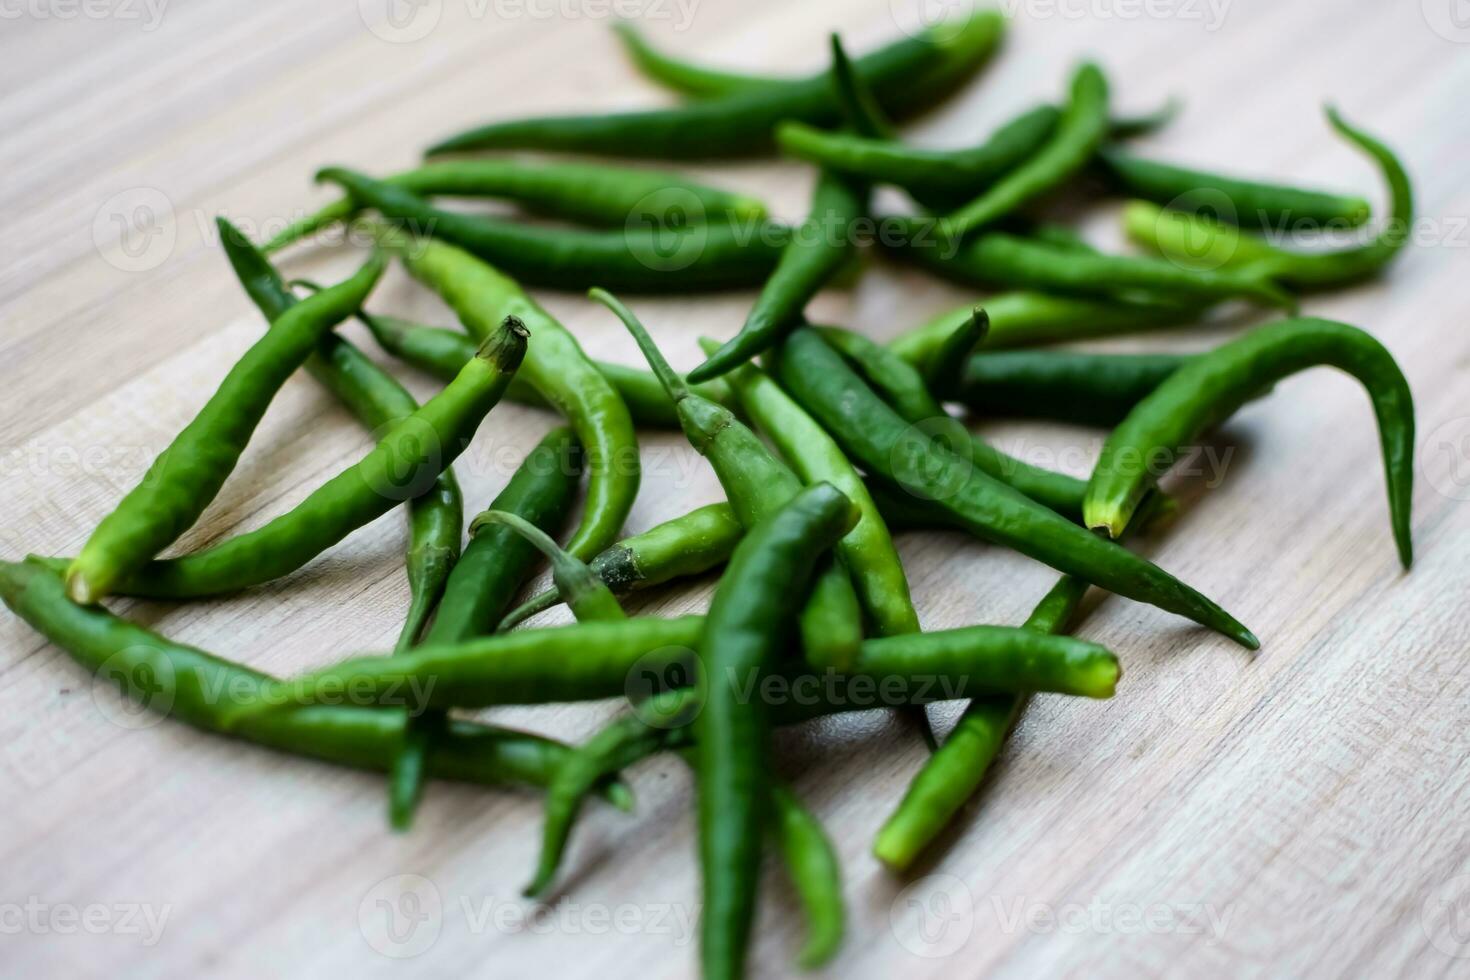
[
  {"left": 770, "top": 327, "right": 1258, "bottom": 647},
  {"left": 944, "top": 349, "right": 1193, "bottom": 427},
  {"left": 318, "top": 168, "right": 783, "bottom": 293},
  {"left": 920, "top": 306, "right": 989, "bottom": 396},
  {"left": 1123, "top": 109, "right": 1413, "bottom": 288},
  {"left": 64, "top": 247, "right": 386, "bottom": 605},
  {"left": 85, "top": 319, "right": 527, "bottom": 599},
  {"left": 0, "top": 559, "right": 629, "bottom": 803},
  {"left": 265, "top": 159, "right": 767, "bottom": 252},
  {"left": 702, "top": 337, "right": 919, "bottom": 637},
  {"left": 591, "top": 288, "right": 865, "bottom": 671},
  {"left": 1097, "top": 143, "right": 1371, "bottom": 230},
  {"left": 770, "top": 783, "right": 845, "bottom": 969},
  {"left": 369, "top": 226, "right": 639, "bottom": 561},
  {"left": 473, "top": 511, "right": 625, "bottom": 623},
  {"left": 390, "top": 428, "right": 582, "bottom": 830},
  {"left": 1085, "top": 317, "right": 1414, "bottom": 566},
  {"left": 355, "top": 292, "right": 735, "bottom": 428},
  {"left": 501, "top": 502, "right": 744, "bottom": 630},
  {"left": 895, "top": 226, "right": 1298, "bottom": 310},
  {"left": 426, "top": 15, "right": 1005, "bottom": 158},
  {"left": 610, "top": 21, "right": 790, "bottom": 99},
  {"left": 939, "top": 63, "right": 1110, "bottom": 239},
  {"left": 695, "top": 483, "right": 858, "bottom": 980},
  {"left": 813, "top": 325, "right": 1090, "bottom": 520},
  {"left": 889, "top": 290, "right": 1198, "bottom": 368}
]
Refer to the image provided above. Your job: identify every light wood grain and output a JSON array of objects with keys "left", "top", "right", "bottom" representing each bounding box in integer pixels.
[{"left": 3, "top": 1, "right": 1469, "bottom": 976}]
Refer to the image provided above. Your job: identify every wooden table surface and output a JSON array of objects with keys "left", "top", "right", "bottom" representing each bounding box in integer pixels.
[{"left": 4, "top": 1, "right": 1469, "bottom": 976}]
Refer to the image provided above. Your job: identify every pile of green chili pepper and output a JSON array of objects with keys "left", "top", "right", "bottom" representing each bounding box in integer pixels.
[{"left": 5, "top": 14, "right": 1425, "bottom": 979}]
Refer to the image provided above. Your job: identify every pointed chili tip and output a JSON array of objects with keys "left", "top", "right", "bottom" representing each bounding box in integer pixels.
[{"left": 1233, "top": 625, "right": 1262, "bottom": 652}]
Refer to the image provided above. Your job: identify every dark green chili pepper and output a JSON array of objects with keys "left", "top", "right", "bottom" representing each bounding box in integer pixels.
[
  {"left": 0, "top": 559, "right": 629, "bottom": 803},
  {"left": 940, "top": 63, "right": 1110, "bottom": 239},
  {"left": 771, "top": 783, "right": 844, "bottom": 969},
  {"left": 369, "top": 226, "right": 639, "bottom": 561},
  {"left": 920, "top": 306, "right": 989, "bottom": 396},
  {"left": 473, "top": 511, "right": 625, "bottom": 623},
  {"left": 890, "top": 290, "right": 1198, "bottom": 367},
  {"left": 1097, "top": 143, "right": 1371, "bottom": 230},
  {"left": 702, "top": 337, "right": 919, "bottom": 637},
  {"left": 65, "top": 249, "right": 386, "bottom": 605},
  {"left": 770, "top": 327, "right": 1258, "bottom": 647},
  {"left": 319, "top": 168, "right": 783, "bottom": 293},
  {"left": 85, "top": 319, "right": 527, "bottom": 599},
  {"left": 896, "top": 226, "right": 1297, "bottom": 310},
  {"left": 501, "top": 502, "right": 744, "bottom": 630},
  {"left": 1107, "top": 96, "right": 1183, "bottom": 138},
  {"left": 695, "top": 482, "right": 859, "bottom": 980},
  {"left": 593, "top": 288, "right": 865, "bottom": 671},
  {"left": 265, "top": 159, "right": 767, "bottom": 252},
  {"left": 426, "top": 15, "right": 1005, "bottom": 158},
  {"left": 611, "top": 21, "right": 789, "bottom": 99},
  {"left": 1122, "top": 109, "right": 1412, "bottom": 288},
  {"left": 944, "top": 349, "right": 1193, "bottom": 427},
  {"left": 813, "top": 325, "right": 1089, "bottom": 520},
  {"left": 1086, "top": 317, "right": 1414, "bottom": 566},
  {"left": 355, "top": 285, "right": 735, "bottom": 427}
]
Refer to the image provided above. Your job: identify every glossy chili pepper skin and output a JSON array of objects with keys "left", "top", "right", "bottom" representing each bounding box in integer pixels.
[
  {"left": 96, "top": 320, "right": 527, "bottom": 599},
  {"left": 501, "top": 502, "right": 745, "bottom": 630},
  {"left": 770, "top": 328, "right": 1258, "bottom": 648},
  {"left": 945, "top": 349, "right": 1192, "bottom": 427},
  {"left": 707, "top": 339, "right": 919, "bottom": 637},
  {"left": 426, "top": 15, "right": 1005, "bottom": 158},
  {"left": 611, "top": 21, "right": 788, "bottom": 99},
  {"left": 771, "top": 783, "right": 845, "bottom": 968},
  {"left": 1124, "top": 109, "right": 1412, "bottom": 289},
  {"left": 65, "top": 247, "right": 386, "bottom": 605},
  {"left": 1086, "top": 318, "right": 1414, "bottom": 566},
  {"left": 265, "top": 159, "right": 767, "bottom": 252},
  {"left": 941, "top": 63, "right": 1110, "bottom": 239},
  {"left": 372, "top": 227, "right": 639, "bottom": 562},
  {"left": 474, "top": 510, "right": 625, "bottom": 623},
  {"left": 0, "top": 559, "right": 625, "bottom": 798},
  {"left": 319, "top": 168, "right": 784, "bottom": 293},
  {"left": 695, "top": 483, "right": 859, "bottom": 980}
]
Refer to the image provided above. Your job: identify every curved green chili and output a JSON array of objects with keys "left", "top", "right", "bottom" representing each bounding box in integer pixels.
[
  {"left": 426, "top": 15, "right": 1005, "bottom": 158},
  {"left": 702, "top": 337, "right": 919, "bottom": 637},
  {"left": 88, "top": 319, "right": 526, "bottom": 599},
  {"left": 0, "top": 559, "right": 628, "bottom": 801},
  {"left": 65, "top": 248, "right": 386, "bottom": 605},
  {"left": 1122, "top": 109, "right": 1413, "bottom": 288},
  {"left": 770, "top": 327, "right": 1258, "bottom": 647},
  {"left": 945, "top": 349, "right": 1193, "bottom": 427},
  {"left": 265, "top": 159, "right": 766, "bottom": 252},
  {"left": 696, "top": 483, "right": 858, "bottom": 980},
  {"left": 771, "top": 783, "right": 845, "bottom": 969},
  {"left": 319, "top": 168, "right": 783, "bottom": 293},
  {"left": 611, "top": 21, "right": 788, "bottom": 99},
  {"left": 940, "top": 63, "right": 1110, "bottom": 239},
  {"left": 370, "top": 226, "right": 639, "bottom": 561},
  {"left": 592, "top": 287, "right": 865, "bottom": 671},
  {"left": 1085, "top": 317, "right": 1414, "bottom": 566},
  {"left": 473, "top": 511, "right": 625, "bottom": 623}
]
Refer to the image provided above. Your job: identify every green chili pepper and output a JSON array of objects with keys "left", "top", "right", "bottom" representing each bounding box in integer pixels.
[
  {"left": 0, "top": 559, "right": 629, "bottom": 803},
  {"left": 65, "top": 248, "right": 386, "bottom": 605},
  {"left": 1123, "top": 109, "right": 1412, "bottom": 288},
  {"left": 610, "top": 21, "right": 790, "bottom": 99},
  {"left": 369, "top": 226, "right": 639, "bottom": 561},
  {"left": 770, "top": 327, "right": 1258, "bottom": 647},
  {"left": 591, "top": 288, "right": 865, "bottom": 671},
  {"left": 473, "top": 511, "right": 625, "bottom": 623},
  {"left": 770, "top": 783, "right": 845, "bottom": 969},
  {"left": 943, "top": 349, "right": 1193, "bottom": 427},
  {"left": 813, "top": 325, "right": 1089, "bottom": 519},
  {"left": 702, "top": 337, "right": 918, "bottom": 637},
  {"left": 265, "top": 159, "right": 767, "bottom": 252},
  {"left": 694, "top": 483, "right": 859, "bottom": 980},
  {"left": 356, "top": 302, "right": 734, "bottom": 429},
  {"left": 896, "top": 227, "right": 1298, "bottom": 311},
  {"left": 939, "top": 63, "right": 1110, "bottom": 239},
  {"left": 919, "top": 306, "right": 990, "bottom": 397},
  {"left": 319, "top": 168, "right": 783, "bottom": 293},
  {"left": 501, "top": 502, "right": 744, "bottom": 630},
  {"left": 426, "top": 15, "right": 1005, "bottom": 158},
  {"left": 84, "top": 318, "right": 527, "bottom": 599},
  {"left": 1085, "top": 318, "right": 1414, "bottom": 567}
]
